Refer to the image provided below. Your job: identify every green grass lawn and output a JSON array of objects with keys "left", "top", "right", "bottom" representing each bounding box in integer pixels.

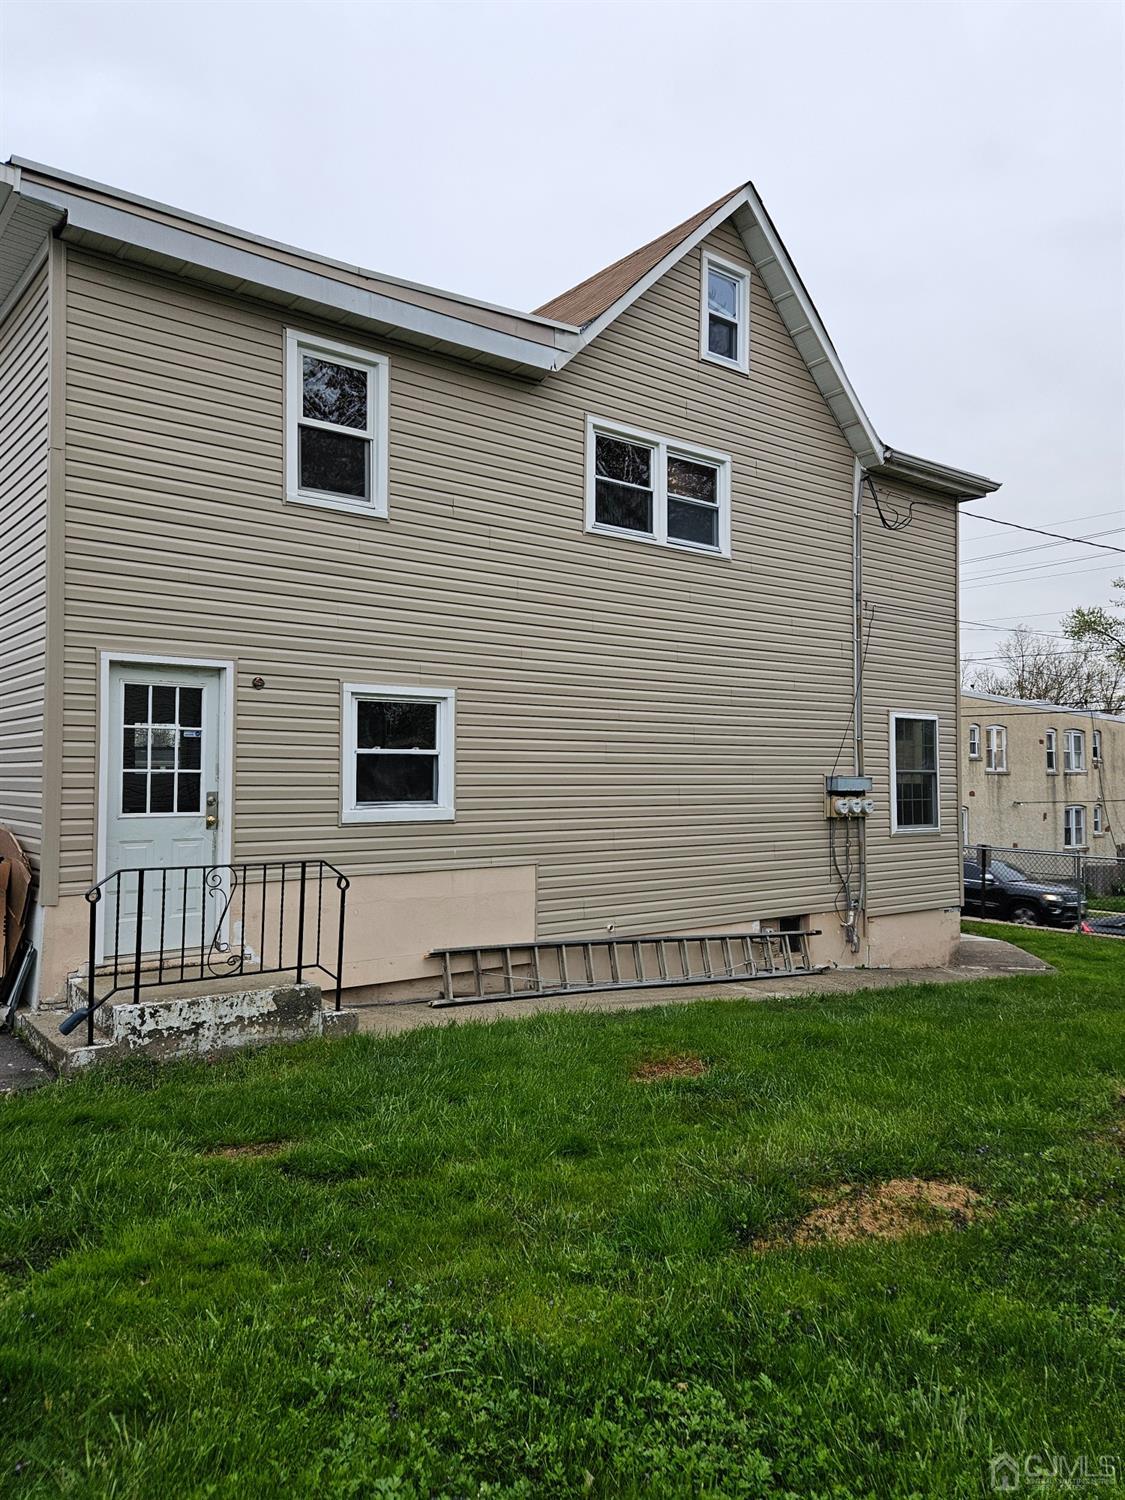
[{"left": 1, "top": 924, "right": 1122, "bottom": 1498}]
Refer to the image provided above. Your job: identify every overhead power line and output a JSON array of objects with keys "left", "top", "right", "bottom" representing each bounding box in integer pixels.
[
  {"left": 960, "top": 512, "right": 1125, "bottom": 554},
  {"left": 960, "top": 525, "right": 1125, "bottom": 568},
  {"left": 960, "top": 561, "right": 1121, "bottom": 591}
]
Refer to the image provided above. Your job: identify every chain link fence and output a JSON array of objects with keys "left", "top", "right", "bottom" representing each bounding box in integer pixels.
[{"left": 963, "top": 844, "right": 1125, "bottom": 932}]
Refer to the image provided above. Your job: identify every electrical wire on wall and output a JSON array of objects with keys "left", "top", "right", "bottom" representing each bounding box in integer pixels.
[
  {"left": 829, "top": 814, "right": 863, "bottom": 952},
  {"left": 868, "top": 476, "right": 915, "bottom": 533}
]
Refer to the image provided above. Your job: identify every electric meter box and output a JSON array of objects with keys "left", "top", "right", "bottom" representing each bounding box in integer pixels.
[{"left": 825, "top": 775, "right": 873, "bottom": 795}]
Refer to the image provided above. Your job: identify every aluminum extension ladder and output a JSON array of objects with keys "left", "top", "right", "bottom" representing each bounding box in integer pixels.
[{"left": 428, "top": 929, "right": 823, "bottom": 1006}]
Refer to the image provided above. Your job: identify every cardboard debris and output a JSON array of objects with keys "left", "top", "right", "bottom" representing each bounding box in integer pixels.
[{"left": 0, "top": 826, "right": 33, "bottom": 977}]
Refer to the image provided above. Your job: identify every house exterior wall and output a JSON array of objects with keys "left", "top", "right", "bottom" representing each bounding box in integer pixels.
[
  {"left": 862, "top": 482, "right": 961, "bottom": 915},
  {"left": 0, "top": 257, "right": 51, "bottom": 872},
  {"left": 960, "top": 693, "right": 1123, "bottom": 853},
  {"left": 30, "top": 217, "right": 966, "bottom": 997}
]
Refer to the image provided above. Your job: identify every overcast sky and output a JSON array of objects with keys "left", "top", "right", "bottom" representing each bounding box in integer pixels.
[{"left": 3, "top": 0, "right": 1122, "bottom": 669}]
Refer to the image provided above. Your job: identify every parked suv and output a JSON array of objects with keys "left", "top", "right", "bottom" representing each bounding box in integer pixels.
[{"left": 962, "top": 857, "right": 1086, "bottom": 927}]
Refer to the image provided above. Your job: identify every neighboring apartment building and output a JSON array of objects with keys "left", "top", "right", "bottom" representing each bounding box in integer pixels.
[
  {"left": 961, "top": 692, "right": 1123, "bottom": 853},
  {"left": 0, "top": 158, "right": 998, "bottom": 1005}
]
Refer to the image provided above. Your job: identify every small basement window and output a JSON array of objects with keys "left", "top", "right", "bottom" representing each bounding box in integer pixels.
[
  {"left": 891, "top": 712, "right": 940, "bottom": 833},
  {"left": 586, "top": 417, "right": 731, "bottom": 556},
  {"left": 341, "top": 684, "right": 454, "bottom": 823},
  {"left": 286, "top": 330, "right": 388, "bottom": 516},
  {"left": 700, "top": 253, "right": 750, "bottom": 374}
]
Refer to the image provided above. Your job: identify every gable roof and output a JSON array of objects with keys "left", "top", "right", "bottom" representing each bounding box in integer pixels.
[
  {"left": 0, "top": 158, "right": 999, "bottom": 499},
  {"left": 534, "top": 190, "right": 736, "bottom": 326}
]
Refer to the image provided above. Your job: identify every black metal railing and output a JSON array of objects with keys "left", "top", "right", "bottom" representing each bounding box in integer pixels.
[{"left": 62, "top": 860, "right": 350, "bottom": 1044}]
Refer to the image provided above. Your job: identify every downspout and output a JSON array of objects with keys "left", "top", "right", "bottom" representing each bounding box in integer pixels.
[{"left": 851, "top": 458, "right": 867, "bottom": 950}]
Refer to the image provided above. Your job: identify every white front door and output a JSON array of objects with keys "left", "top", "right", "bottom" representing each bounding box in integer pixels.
[{"left": 103, "top": 662, "right": 224, "bottom": 958}]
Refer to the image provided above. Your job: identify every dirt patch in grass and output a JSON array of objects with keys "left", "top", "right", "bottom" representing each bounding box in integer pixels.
[
  {"left": 203, "top": 1141, "right": 291, "bottom": 1160},
  {"left": 630, "top": 1054, "right": 709, "bottom": 1083},
  {"left": 758, "top": 1178, "right": 985, "bottom": 1249}
]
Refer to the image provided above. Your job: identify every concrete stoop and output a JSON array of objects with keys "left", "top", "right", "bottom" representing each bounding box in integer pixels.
[{"left": 17, "top": 980, "right": 358, "bottom": 1074}]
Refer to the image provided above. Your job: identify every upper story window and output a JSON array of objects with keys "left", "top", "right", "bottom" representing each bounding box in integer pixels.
[
  {"left": 1092, "top": 728, "right": 1102, "bottom": 764},
  {"left": 700, "top": 253, "right": 750, "bottom": 375},
  {"left": 968, "top": 723, "right": 981, "bottom": 760},
  {"left": 1045, "top": 728, "right": 1057, "bottom": 774},
  {"left": 985, "top": 725, "right": 1007, "bottom": 773},
  {"left": 1063, "top": 729, "right": 1086, "bottom": 773},
  {"left": 1064, "top": 804, "right": 1086, "bottom": 848},
  {"left": 285, "top": 330, "right": 389, "bottom": 517},
  {"left": 585, "top": 416, "right": 731, "bottom": 557},
  {"left": 340, "top": 683, "right": 454, "bottom": 823},
  {"left": 1093, "top": 803, "right": 1105, "bottom": 835},
  {"left": 891, "top": 712, "right": 940, "bottom": 833}
]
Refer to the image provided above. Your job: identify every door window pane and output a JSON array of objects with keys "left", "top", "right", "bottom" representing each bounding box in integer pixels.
[
  {"left": 178, "top": 730, "right": 202, "bottom": 770},
  {"left": 356, "top": 754, "right": 438, "bottom": 804},
  {"left": 149, "top": 727, "right": 177, "bottom": 769},
  {"left": 179, "top": 687, "right": 203, "bottom": 728},
  {"left": 176, "top": 773, "right": 201, "bottom": 813},
  {"left": 122, "top": 727, "right": 148, "bottom": 770},
  {"left": 151, "top": 686, "right": 177, "bottom": 724},
  {"left": 149, "top": 773, "right": 175, "bottom": 813},
  {"left": 122, "top": 773, "right": 148, "bottom": 814},
  {"left": 299, "top": 425, "right": 368, "bottom": 498},
  {"left": 124, "top": 684, "right": 149, "bottom": 724}
]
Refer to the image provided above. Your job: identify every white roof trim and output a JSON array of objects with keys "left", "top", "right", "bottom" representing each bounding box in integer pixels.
[
  {"left": 960, "top": 691, "right": 1125, "bottom": 722},
  {"left": 19, "top": 179, "right": 570, "bottom": 376}
]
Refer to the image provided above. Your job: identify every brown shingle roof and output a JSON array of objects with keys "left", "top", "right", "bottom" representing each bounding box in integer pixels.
[{"left": 533, "top": 188, "right": 744, "bottom": 328}]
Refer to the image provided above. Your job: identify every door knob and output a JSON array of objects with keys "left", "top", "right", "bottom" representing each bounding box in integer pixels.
[{"left": 205, "top": 791, "right": 218, "bottom": 829}]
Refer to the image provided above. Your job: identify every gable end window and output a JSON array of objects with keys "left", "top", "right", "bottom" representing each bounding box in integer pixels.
[
  {"left": 985, "top": 725, "right": 1007, "bottom": 773},
  {"left": 1045, "top": 728, "right": 1057, "bottom": 774},
  {"left": 341, "top": 684, "right": 454, "bottom": 823},
  {"left": 1063, "top": 729, "right": 1086, "bottom": 773},
  {"left": 700, "top": 253, "right": 750, "bottom": 374},
  {"left": 285, "top": 331, "right": 389, "bottom": 516},
  {"left": 968, "top": 723, "right": 981, "bottom": 760},
  {"left": 891, "top": 712, "right": 940, "bottom": 833},
  {"left": 1064, "top": 804, "right": 1086, "bottom": 848},
  {"left": 585, "top": 417, "right": 731, "bottom": 557}
]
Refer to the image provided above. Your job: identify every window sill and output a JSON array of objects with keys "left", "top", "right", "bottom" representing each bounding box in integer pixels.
[
  {"left": 891, "top": 825, "right": 942, "bottom": 836},
  {"left": 1063, "top": 769, "right": 1088, "bottom": 776},
  {"left": 285, "top": 491, "right": 389, "bottom": 520},
  {"left": 699, "top": 349, "right": 750, "bottom": 376},
  {"left": 586, "top": 523, "right": 729, "bottom": 560},
  {"left": 341, "top": 805, "right": 455, "bottom": 825},
  {"left": 984, "top": 769, "right": 1009, "bottom": 776}
]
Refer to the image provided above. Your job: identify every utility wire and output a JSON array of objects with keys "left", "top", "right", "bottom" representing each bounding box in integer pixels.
[
  {"left": 961, "top": 526, "right": 1125, "bottom": 568},
  {"left": 960, "top": 513, "right": 1125, "bottom": 554}
]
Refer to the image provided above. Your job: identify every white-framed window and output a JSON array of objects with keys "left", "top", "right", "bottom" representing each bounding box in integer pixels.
[
  {"left": 1093, "top": 803, "right": 1105, "bottom": 836},
  {"left": 1064, "top": 804, "right": 1086, "bottom": 848},
  {"left": 285, "top": 330, "right": 389, "bottom": 517},
  {"left": 1092, "top": 728, "right": 1102, "bottom": 764},
  {"left": 340, "top": 683, "right": 454, "bottom": 823},
  {"left": 585, "top": 416, "right": 731, "bottom": 556},
  {"left": 985, "top": 724, "right": 1007, "bottom": 773},
  {"left": 699, "top": 252, "right": 750, "bottom": 374},
  {"left": 968, "top": 723, "right": 981, "bottom": 760},
  {"left": 1063, "top": 729, "right": 1086, "bottom": 773},
  {"left": 1045, "top": 728, "right": 1057, "bottom": 774},
  {"left": 890, "top": 711, "right": 940, "bottom": 833}
]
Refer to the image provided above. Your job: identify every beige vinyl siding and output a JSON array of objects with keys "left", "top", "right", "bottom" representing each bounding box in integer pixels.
[
  {"left": 0, "top": 260, "right": 50, "bottom": 869},
  {"left": 862, "top": 482, "right": 961, "bottom": 914},
  {"left": 59, "top": 220, "right": 959, "bottom": 936}
]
